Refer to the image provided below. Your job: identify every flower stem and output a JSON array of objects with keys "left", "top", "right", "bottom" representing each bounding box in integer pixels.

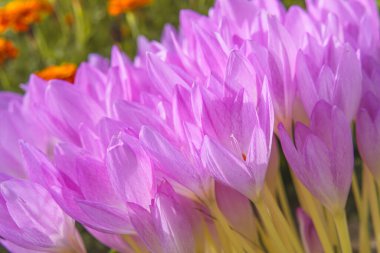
[
  {"left": 207, "top": 196, "right": 254, "bottom": 252},
  {"left": 293, "top": 175, "right": 335, "bottom": 253},
  {"left": 208, "top": 200, "right": 236, "bottom": 252},
  {"left": 123, "top": 235, "right": 144, "bottom": 253},
  {"left": 254, "top": 196, "right": 289, "bottom": 253},
  {"left": 276, "top": 172, "right": 295, "bottom": 232},
  {"left": 72, "top": 0, "right": 89, "bottom": 49},
  {"left": 359, "top": 168, "right": 370, "bottom": 253},
  {"left": 367, "top": 166, "right": 380, "bottom": 251},
  {"left": 198, "top": 219, "right": 217, "bottom": 252},
  {"left": 324, "top": 208, "right": 338, "bottom": 248},
  {"left": 0, "top": 68, "right": 11, "bottom": 90},
  {"left": 352, "top": 173, "right": 361, "bottom": 210},
  {"left": 262, "top": 185, "right": 303, "bottom": 253},
  {"left": 333, "top": 209, "right": 352, "bottom": 253},
  {"left": 34, "top": 24, "right": 51, "bottom": 63},
  {"left": 126, "top": 11, "right": 139, "bottom": 39}
]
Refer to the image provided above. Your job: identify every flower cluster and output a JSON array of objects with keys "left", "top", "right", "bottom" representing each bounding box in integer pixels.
[
  {"left": 0, "top": 0, "right": 52, "bottom": 33},
  {"left": 0, "top": 0, "right": 379, "bottom": 252}
]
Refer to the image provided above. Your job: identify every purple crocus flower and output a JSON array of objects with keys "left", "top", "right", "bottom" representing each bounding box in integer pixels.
[
  {"left": 0, "top": 176, "right": 85, "bottom": 253},
  {"left": 305, "top": 0, "right": 380, "bottom": 54},
  {"left": 0, "top": 0, "right": 378, "bottom": 251},
  {"left": 215, "top": 182, "right": 256, "bottom": 240},
  {"left": 128, "top": 182, "right": 198, "bottom": 253},
  {"left": 200, "top": 78, "right": 274, "bottom": 200},
  {"left": 241, "top": 15, "right": 298, "bottom": 133},
  {"left": 279, "top": 100, "right": 353, "bottom": 212},
  {"left": 20, "top": 132, "right": 152, "bottom": 235},
  {"left": 296, "top": 41, "right": 362, "bottom": 121},
  {"left": 297, "top": 208, "right": 323, "bottom": 253},
  {"left": 357, "top": 91, "right": 380, "bottom": 180},
  {"left": 139, "top": 125, "right": 208, "bottom": 198},
  {"left": 0, "top": 93, "right": 48, "bottom": 178}
]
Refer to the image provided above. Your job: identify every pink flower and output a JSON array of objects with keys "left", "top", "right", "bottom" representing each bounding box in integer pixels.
[
  {"left": 297, "top": 208, "right": 323, "bottom": 253},
  {"left": 128, "top": 182, "right": 198, "bottom": 253},
  {"left": 357, "top": 91, "right": 380, "bottom": 180},
  {"left": 0, "top": 93, "right": 48, "bottom": 178},
  {"left": 279, "top": 100, "right": 353, "bottom": 212},
  {"left": 305, "top": 0, "right": 379, "bottom": 53},
  {"left": 215, "top": 182, "right": 256, "bottom": 240},
  {"left": 296, "top": 41, "right": 362, "bottom": 121},
  {"left": 200, "top": 79, "right": 274, "bottom": 200},
  {"left": 0, "top": 176, "right": 85, "bottom": 252},
  {"left": 20, "top": 129, "right": 154, "bottom": 234}
]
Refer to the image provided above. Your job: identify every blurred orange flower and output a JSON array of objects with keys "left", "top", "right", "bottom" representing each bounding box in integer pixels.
[
  {"left": 108, "top": 0, "right": 152, "bottom": 16},
  {"left": 35, "top": 63, "right": 77, "bottom": 83},
  {"left": 64, "top": 13, "right": 74, "bottom": 26},
  {"left": 0, "top": 0, "right": 53, "bottom": 33},
  {"left": 0, "top": 38, "right": 18, "bottom": 65}
]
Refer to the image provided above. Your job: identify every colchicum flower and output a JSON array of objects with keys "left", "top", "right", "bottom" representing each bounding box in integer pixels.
[
  {"left": 297, "top": 208, "right": 323, "bottom": 253},
  {"left": 279, "top": 100, "right": 354, "bottom": 212},
  {"left": 0, "top": 176, "right": 85, "bottom": 253},
  {"left": 296, "top": 41, "right": 362, "bottom": 121},
  {"left": 128, "top": 182, "right": 198, "bottom": 253},
  {"left": 357, "top": 91, "right": 380, "bottom": 181},
  {"left": 200, "top": 79, "right": 274, "bottom": 200},
  {"left": 0, "top": 0, "right": 379, "bottom": 252}
]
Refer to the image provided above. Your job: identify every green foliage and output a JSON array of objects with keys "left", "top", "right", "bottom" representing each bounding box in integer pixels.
[
  {"left": 0, "top": 0, "right": 214, "bottom": 91},
  {"left": 282, "top": 0, "right": 305, "bottom": 8}
]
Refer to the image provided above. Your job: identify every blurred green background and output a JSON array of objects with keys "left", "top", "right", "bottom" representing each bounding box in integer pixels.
[
  {"left": 0, "top": 0, "right": 303, "bottom": 252},
  {"left": 0, "top": 0, "right": 304, "bottom": 91},
  {"left": 0, "top": 0, "right": 215, "bottom": 91}
]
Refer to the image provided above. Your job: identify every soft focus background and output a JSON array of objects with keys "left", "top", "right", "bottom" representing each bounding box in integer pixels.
[
  {"left": 0, "top": 0, "right": 303, "bottom": 252},
  {"left": 0, "top": 0, "right": 304, "bottom": 91}
]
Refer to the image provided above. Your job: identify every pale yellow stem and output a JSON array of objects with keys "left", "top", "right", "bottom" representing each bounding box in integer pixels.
[
  {"left": 254, "top": 197, "right": 290, "bottom": 253},
  {"left": 126, "top": 12, "right": 139, "bottom": 38},
  {"left": 275, "top": 173, "right": 296, "bottom": 233},
  {"left": 258, "top": 225, "right": 277, "bottom": 253},
  {"left": 72, "top": 0, "right": 90, "bottom": 48},
  {"left": 262, "top": 185, "right": 303, "bottom": 253},
  {"left": 368, "top": 167, "right": 380, "bottom": 252},
  {"left": 359, "top": 168, "right": 370, "bottom": 253},
  {"left": 123, "top": 235, "right": 144, "bottom": 253},
  {"left": 198, "top": 219, "right": 218, "bottom": 253},
  {"left": 294, "top": 178, "right": 335, "bottom": 253},
  {"left": 352, "top": 173, "right": 362, "bottom": 210},
  {"left": 333, "top": 210, "right": 352, "bottom": 253},
  {"left": 208, "top": 201, "right": 234, "bottom": 252},
  {"left": 194, "top": 185, "right": 255, "bottom": 252},
  {"left": 324, "top": 208, "right": 338, "bottom": 249}
]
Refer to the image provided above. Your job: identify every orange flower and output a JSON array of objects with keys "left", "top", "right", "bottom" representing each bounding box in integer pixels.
[
  {"left": 108, "top": 0, "right": 152, "bottom": 16},
  {"left": 35, "top": 63, "right": 77, "bottom": 83},
  {"left": 64, "top": 13, "right": 74, "bottom": 26},
  {"left": 0, "top": 0, "right": 53, "bottom": 33},
  {"left": 0, "top": 38, "right": 18, "bottom": 65}
]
